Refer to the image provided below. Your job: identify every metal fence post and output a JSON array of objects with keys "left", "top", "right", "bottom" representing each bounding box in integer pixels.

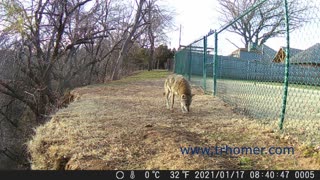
[
  {"left": 213, "top": 30, "right": 218, "bottom": 96},
  {"left": 279, "top": 0, "right": 290, "bottom": 130},
  {"left": 188, "top": 45, "right": 192, "bottom": 81},
  {"left": 174, "top": 51, "right": 178, "bottom": 73},
  {"left": 203, "top": 36, "right": 207, "bottom": 91}
]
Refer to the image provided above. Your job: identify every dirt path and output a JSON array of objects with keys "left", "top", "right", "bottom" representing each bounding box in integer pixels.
[{"left": 28, "top": 73, "right": 320, "bottom": 170}]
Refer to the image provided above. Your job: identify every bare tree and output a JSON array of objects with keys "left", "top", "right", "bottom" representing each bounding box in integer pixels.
[
  {"left": 0, "top": 0, "right": 96, "bottom": 119},
  {"left": 0, "top": 0, "right": 175, "bottom": 120},
  {"left": 145, "top": 0, "right": 155, "bottom": 71},
  {"left": 218, "top": 0, "right": 309, "bottom": 48},
  {"left": 0, "top": 0, "right": 176, "bottom": 169},
  {"left": 110, "top": 0, "right": 147, "bottom": 80},
  {"left": 0, "top": 0, "right": 133, "bottom": 119},
  {"left": 0, "top": 0, "right": 144, "bottom": 169},
  {"left": 143, "top": 0, "right": 175, "bottom": 71}
]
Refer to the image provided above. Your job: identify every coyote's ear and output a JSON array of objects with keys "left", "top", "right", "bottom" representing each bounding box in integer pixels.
[{"left": 181, "top": 94, "right": 186, "bottom": 99}]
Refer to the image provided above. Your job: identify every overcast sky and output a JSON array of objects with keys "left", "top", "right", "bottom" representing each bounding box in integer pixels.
[
  {"left": 166, "top": 0, "right": 220, "bottom": 50},
  {"left": 167, "top": 0, "right": 320, "bottom": 55}
]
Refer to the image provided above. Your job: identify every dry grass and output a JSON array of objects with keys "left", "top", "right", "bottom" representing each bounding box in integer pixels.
[{"left": 27, "top": 70, "right": 320, "bottom": 170}]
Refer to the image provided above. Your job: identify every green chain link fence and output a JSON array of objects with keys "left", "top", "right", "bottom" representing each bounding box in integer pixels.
[{"left": 174, "top": 0, "right": 320, "bottom": 144}]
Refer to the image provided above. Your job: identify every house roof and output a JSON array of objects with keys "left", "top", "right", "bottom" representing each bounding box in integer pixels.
[
  {"left": 290, "top": 43, "right": 320, "bottom": 64},
  {"left": 286, "top": 47, "right": 303, "bottom": 57},
  {"left": 259, "top": 45, "right": 277, "bottom": 61},
  {"left": 272, "top": 47, "right": 303, "bottom": 63},
  {"left": 229, "top": 45, "right": 277, "bottom": 62},
  {"left": 230, "top": 48, "right": 259, "bottom": 57}
]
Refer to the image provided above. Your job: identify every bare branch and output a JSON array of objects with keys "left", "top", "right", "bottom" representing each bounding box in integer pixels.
[{"left": 217, "top": 0, "right": 310, "bottom": 48}]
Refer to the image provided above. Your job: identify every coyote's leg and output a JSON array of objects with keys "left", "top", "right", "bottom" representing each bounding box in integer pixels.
[
  {"left": 170, "top": 93, "right": 175, "bottom": 111},
  {"left": 165, "top": 89, "right": 170, "bottom": 109}
]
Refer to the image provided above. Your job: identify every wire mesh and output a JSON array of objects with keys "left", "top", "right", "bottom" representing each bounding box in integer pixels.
[
  {"left": 173, "top": 0, "right": 320, "bottom": 144},
  {"left": 283, "top": 0, "right": 320, "bottom": 143}
]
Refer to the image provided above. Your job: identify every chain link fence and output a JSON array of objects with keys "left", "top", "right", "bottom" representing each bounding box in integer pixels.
[{"left": 174, "top": 0, "right": 320, "bottom": 144}]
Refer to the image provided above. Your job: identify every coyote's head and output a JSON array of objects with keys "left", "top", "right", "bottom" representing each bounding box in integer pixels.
[{"left": 180, "top": 94, "right": 194, "bottom": 113}]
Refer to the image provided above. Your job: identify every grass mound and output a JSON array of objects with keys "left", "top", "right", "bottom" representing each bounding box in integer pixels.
[{"left": 27, "top": 70, "right": 320, "bottom": 170}]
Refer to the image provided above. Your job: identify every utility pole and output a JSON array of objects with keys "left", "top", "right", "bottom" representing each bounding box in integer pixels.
[{"left": 179, "top": 24, "right": 182, "bottom": 50}]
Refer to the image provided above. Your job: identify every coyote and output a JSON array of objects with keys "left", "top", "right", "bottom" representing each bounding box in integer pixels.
[{"left": 164, "top": 74, "right": 194, "bottom": 113}]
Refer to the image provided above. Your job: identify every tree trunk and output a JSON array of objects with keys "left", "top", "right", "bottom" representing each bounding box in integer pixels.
[
  {"left": 147, "top": 1, "right": 154, "bottom": 72},
  {"left": 111, "top": 51, "right": 125, "bottom": 80},
  {"left": 148, "top": 46, "right": 154, "bottom": 71},
  {"left": 110, "top": 0, "right": 145, "bottom": 80}
]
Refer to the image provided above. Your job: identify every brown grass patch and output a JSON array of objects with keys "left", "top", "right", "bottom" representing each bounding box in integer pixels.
[{"left": 27, "top": 70, "right": 320, "bottom": 170}]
